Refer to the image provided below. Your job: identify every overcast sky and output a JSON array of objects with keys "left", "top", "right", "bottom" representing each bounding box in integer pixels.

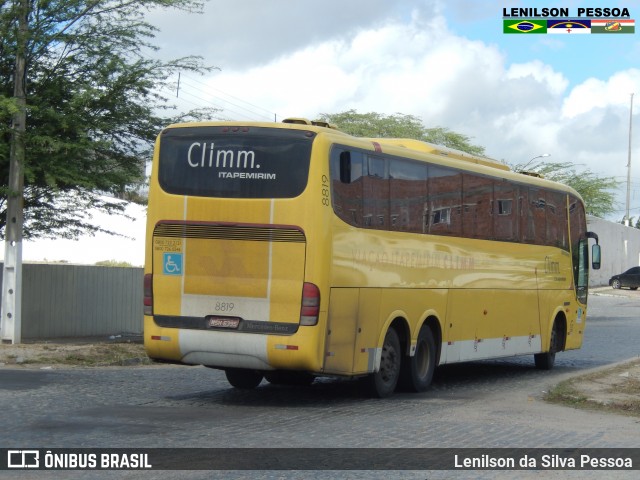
[{"left": 18, "top": 0, "right": 640, "bottom": 264}]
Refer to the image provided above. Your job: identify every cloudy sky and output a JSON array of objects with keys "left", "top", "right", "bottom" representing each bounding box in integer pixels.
[
  {"left": 147, "top": 0, "right": 640, "bottom": 214},
  {"left": 18, "top": 0, "right": 640, "bottom": 264}
]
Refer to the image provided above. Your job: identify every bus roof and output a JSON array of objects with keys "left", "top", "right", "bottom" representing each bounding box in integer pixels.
[{"left": 363, "top": 138, "right": 510, "bottom": 172}]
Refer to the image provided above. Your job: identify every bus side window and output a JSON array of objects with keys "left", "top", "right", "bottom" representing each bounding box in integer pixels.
[
  {"left": 364, "top": 155, "right": 389, "bottom": 229},
  {"left": 462, "top": 173, "right": 493, "bottom": 239},
  {"left": 331, "top": 148, "right": 364, "bottom": 226},
  {"left": 523, "top": 187, "right": 546, "bottom": 245},
  {"left": 390, "top": 159, "right": 427, "bottom": 233},
  {"left": 337, "top": 150, "right": 364, "bottom": 184},
  {"left": 546, "top": 191, "right": 568, "bottom": 249},
  {"left": 494, "top": 180, "right": 518, "bottom": 242},
  {"left": 575, "top": 238, "right": 589, "bottom": 303},
  {"left": 428, "top": 166, "right": 462, "bottom": 236},
  {"left": 340, "top": 151, "right": 352, "bottom": 183}
]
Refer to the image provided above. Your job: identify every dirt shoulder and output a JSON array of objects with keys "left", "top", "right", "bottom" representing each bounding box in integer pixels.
[
  {"left": 0, "top": 339, "right": 149, "bottom": 367},
  {"left": 546, "top": 358, "right": 640, "bottom": 417}
]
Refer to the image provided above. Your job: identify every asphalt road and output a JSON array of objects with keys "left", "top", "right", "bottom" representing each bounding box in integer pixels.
[{"left": 1, "top": 290, "right": 639, "bottom": 479}]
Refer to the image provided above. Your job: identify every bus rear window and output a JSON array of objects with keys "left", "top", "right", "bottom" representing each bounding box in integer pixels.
[{"left": 158, "top": 126, "right": 315, "bottom": 198}]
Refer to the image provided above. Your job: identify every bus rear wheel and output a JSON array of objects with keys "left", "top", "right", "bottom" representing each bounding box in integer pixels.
[
  {"left": 401, "top": 325, "right": 436, "bottom": 392},
  {"left": 366, "top": 327, "right": 401, "bottom": 398},
  {"left": 225, "top": 368, "right": 263, "bottom": 389}
]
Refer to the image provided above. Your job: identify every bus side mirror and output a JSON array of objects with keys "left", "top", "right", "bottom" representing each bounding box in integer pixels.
[
  {"left": 586, "top": 231, "right": 600, "bottom": 269},
  {"left": 591, "top": 244, "right": 601, "bottom": 270}
]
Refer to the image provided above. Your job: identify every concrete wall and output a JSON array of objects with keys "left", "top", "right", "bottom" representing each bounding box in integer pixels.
[
  {"left": 1, "top": 263, "right": 142, "bottom": 340},
  {"left": 587, "top": 216, "right": 640, "bottom": 286}
]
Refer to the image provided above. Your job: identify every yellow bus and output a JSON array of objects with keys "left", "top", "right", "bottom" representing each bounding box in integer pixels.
[{"left": 144, "top": 118, "right": 601, "bottom": 397}]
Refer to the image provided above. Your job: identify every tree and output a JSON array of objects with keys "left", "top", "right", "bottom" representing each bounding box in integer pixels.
[
  {"left": 317, "top": 110, "right": 486, "bottom": 156},
  {"left": 0, "top": 0, "right": 216, "bottom": 239},
  {"left": 619, "top": 216, "right": 640, "bottom": 229},
  {"left": 512, "top": 161, "right": 618, "bottom": 218}
]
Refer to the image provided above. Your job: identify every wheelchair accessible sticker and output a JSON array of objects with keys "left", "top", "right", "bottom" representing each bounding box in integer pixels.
[{"left": 163, "top": 253, "right": 183, "bottom": 275}]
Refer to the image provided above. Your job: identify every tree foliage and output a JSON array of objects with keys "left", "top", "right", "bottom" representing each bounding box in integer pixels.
[
  {"left": 317, "top": 110, "right": 486, "bottom": 156},
  {"left": 1, "top": 0, "right": 216, "bottom": 239},
  {"left": 618, "top": 216, "right": 640, "bottom": 228},
  {"left": 512, "top": 161, "right": 619, "bottom": 218}
]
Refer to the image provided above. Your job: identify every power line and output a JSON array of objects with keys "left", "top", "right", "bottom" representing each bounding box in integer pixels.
[
  {"left": 137, "top": 49, "right": 279, "bottom": 122},
  {"left": 155, "top": 80, "right": 251, "bottom": 121},
  {"left": 178, "top": 77, "right": 272, "bottom": 121},
  {"left": 174, "top": 87, "right": 265, "bottom": 122},
  {"left": 179, "top": 73, "right": 277, "bottom": 120}
]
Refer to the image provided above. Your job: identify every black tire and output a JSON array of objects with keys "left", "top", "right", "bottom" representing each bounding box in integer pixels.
[
  {"left": 225, "top": 368, "right": 263, "bottom": 389},
  {"left": 631, "top": 287, "right": 638, "bottom": 291},
  {"left": 366, "top": 328, "right": 402, "bottom": 398},
  {"left": 264, "top": 371, "right": 315, "bottom": 386},
  {"left": 402, "top": 326, "right": 436, "bottom": 392},
  {"left": 612, "top": 279, "right": 621, "bottom": 289},
  {"left": 534, "top": 321, "right": 560, "bottom": 370}
]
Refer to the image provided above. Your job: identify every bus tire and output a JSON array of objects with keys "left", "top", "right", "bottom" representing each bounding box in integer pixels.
[
  {"left": 225, "top": 368, "right": 263, "bottom": 389},
  {"left": 403, "top": 326, "right": 436, "bottom": 392},
  {"left": 264, "top": 371, "right": 315, "bottom": 386},
  {"left": 534, "top": 321, "right": 561, "bottom": 370},
  {"left": 367, "top": 327, "right": 401, "bottom": 398}
]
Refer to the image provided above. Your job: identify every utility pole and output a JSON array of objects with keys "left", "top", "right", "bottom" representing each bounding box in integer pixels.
[
  {"left": 626, "top": 93, "right": 634, "bottom": 227},
  {"left": 1, "top": 0, "right": 28, "bottom": 344}
]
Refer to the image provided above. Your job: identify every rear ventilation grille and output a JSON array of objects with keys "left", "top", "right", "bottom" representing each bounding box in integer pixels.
[{"left": 153, "top": 222, "right": 306, "bottom": 243}]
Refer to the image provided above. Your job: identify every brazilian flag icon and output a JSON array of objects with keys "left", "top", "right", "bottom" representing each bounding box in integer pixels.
[{"left": 504, "top": 20, "right": 547, "bottom": 34}]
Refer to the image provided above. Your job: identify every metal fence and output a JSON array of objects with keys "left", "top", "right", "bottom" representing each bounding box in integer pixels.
[{"left": 0, "top": 263, "right": 143, "bottom": 340}]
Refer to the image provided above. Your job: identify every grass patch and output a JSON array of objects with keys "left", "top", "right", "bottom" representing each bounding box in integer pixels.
[
  {"left": 545, "top": 379, "right": 589, "bottom": 406},
  {"left": 607, "top": 377, "right": 640, "bottom": 395}
]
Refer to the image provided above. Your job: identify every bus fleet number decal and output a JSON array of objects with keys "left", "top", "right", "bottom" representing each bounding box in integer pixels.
[
  {"left": 321, "top": 175, "right": 330, "bottom": 207},
  {"left": 215, "top": 302, "right": 235, "bottom": 313}
]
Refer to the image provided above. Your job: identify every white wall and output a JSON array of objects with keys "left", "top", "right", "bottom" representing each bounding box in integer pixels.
[{"left": 587, "top": 216, "right": 640, "bottom": 286}]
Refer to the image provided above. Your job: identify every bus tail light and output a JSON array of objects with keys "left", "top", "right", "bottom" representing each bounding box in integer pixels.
[
  {"left": 300, "top": 282, "right": 320, "bottom": 326},
  {"left": 144, "top": 274, "right": 153, "bottom": 316}
]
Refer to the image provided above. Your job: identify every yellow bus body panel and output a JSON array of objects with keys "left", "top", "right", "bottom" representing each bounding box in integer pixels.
[{"left": 144, "top": 121, "right": 591, "bottom": 378}]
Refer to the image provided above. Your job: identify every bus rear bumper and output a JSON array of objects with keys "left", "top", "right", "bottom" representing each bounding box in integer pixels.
[
  {"left": 179, "top": 329, "right": 273, "bottom": 370},
  {"left": 144, "top": 319, "right": 323, "bottom": 372}
]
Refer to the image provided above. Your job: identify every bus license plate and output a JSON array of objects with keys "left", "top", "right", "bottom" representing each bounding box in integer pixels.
[{"left": 208, "top": 317, "right": 240, "bottom": 329}]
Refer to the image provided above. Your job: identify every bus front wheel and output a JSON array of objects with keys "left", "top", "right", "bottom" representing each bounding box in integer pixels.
[
  {"left": 534, "top": 320, "right": 562, "bottom": 370},
  {"left": 367, "top": 327, "right": 401, "bottom": 398},
  {"left": 225, "top": 368, "right": 263, "bottom": 389}
]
